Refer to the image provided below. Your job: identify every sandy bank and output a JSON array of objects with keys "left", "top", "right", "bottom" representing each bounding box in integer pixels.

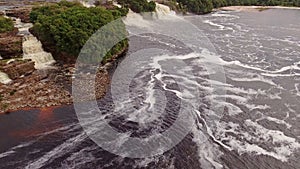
[{"left": 219, "top": 5, "right": 300, "bottom": 12}]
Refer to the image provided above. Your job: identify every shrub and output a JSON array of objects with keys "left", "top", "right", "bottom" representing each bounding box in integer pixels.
[
  {"left": 117, "top": 0, "right": 156, "bottom": 13},
  {"left": 0, "top": 16, "right": 14, "bottom": 33},
  {"left": 30, "top": 0, "right": 129, "bottom": 62}
]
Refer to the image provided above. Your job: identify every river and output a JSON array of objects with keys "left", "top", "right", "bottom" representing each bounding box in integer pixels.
[{"left": 0, "top": 7, "right": 299, "bottom": 169}]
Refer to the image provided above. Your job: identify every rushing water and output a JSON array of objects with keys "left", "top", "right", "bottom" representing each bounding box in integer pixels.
[
  {"left": 0, "top": 7, "right": 300, "bottom": 169},
  {"left": 0, "top": 71, "right": 12, "bottom": 84},
  {"left": 0, "top": 8, "right": 55, "bottom": 85},
  {"left": 13, "top": 18, "right": 56, "bottom": 69}
]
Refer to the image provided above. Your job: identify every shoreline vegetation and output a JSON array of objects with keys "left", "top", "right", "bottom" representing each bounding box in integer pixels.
[
  {"left": 157, "top": 0, "right": 300, "bottom": 14},
  {"left": 1, "top": 0, "right": 300, "bottom": 114},
  {"left": 0, "top": 1, "right": 132, "bottom": 114}
]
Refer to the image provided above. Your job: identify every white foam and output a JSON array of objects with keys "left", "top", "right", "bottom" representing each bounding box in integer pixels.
[
  {"left": 222, "top": 120, "right": 300, "bottom": 162},
  {"left": 124, "top": 3, "right": 177, "bottom": 28},
  {"left": 203, "top": 20, "right": 225, "bottom": 30},
  {"left": 295, "top": 83, "right": 300, "bottom": 96},
  {"left": 155, "top": 3, "right": 175, "bottom": 18},
  {"left": 220, "top": 58, "right": 300, "bottom": 77},
  {"left": 25, "top": 132, "right": 87, "bottom": 169},
  {"left": 256, "top": 115, "right": 292, "bottom": 129},
  {"left": 124, "top": 10, "right": 151, "bottom": 28},
  {"left": 228, "top": 138, "right": 289, "bottom": 162},
  {"left": 230, "top": 76, "right": 277, "bottom": 86},
  {"left": 243, "top": 103, "right": 270, "bottom": 111},
  {"left": 0, "top": 71, "right": 12, "bottom": 84},
  {"left": 79, "top": 0, "right": 95, "bottom": 8},
  {"left": 0, "top": 150, "right": 15, "bottom": 159},
  {"left": 211, "top": 13, "right": 240, "bottom": 19},
  {"left": 218, "top": 101, "right": 243, "bottom": 115},
  {"left": 22, "top": 35, "right": 56, "bottom": 69},
  {"left": 192, "top": 111, "right": 225, "bottom": 169}
]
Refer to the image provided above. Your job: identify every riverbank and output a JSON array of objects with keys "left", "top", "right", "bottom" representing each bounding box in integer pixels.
[
  {"left": 0, "top": 3, "right": 129, "bottom": 114},
  {"left": 219, "top": 5, "right": 300, "bottom": 12},
  {"left": 0, "top": 47, "right": 128, "bottom": 114}
]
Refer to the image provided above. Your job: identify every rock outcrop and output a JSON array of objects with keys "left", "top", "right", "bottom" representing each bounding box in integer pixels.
[
  {"left": 0, "top": 28, "right": 23, "bottom": 59},
  {"left": 0, "top": 69, "right": 72, "bottom": 113},
  {"left": 5, "top": 7, "right": 32, "bottom": 23},
  {"left": 0, "top": 59, "right": 35, "bottom": 79}
]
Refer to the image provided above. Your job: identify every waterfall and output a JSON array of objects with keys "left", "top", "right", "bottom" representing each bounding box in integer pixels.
[
  {"left": 79, "top": 0, "right": 95, "bottom": 8},
  {"left": 13, "top": 18, "right": 56, "bottom": 69},
  {"left": 22, "top": 35, "right": 56, "bottom": 69},
  {"left": 0, "top": 71, "right": 12, "bottom": 84},
  {"left": 154, "top": 3, "right": 175, "bottom": 18},
  {"left": 124, "top": 3, "right": 177, "bottom": 27}
]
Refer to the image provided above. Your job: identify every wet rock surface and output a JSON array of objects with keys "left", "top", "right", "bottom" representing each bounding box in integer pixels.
[
  {"left": 0, "top": 61, "right": 114, "bottom": 114},
  {"left": 0, "top": 59, "right": 35, "bottom": 79},
  {"left": 0, "top": 64, "right": 69, "bottom": 113}
]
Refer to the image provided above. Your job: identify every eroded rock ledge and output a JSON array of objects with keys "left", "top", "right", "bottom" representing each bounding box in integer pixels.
[
  {"left": 0, "top": 59, "right": 35, "bottom": 79},
  {"left": 0, "top": 3, "right": 128, "bottom": 114},
  {"left": 5, "top": 6, "right": 32, "bottom": 23},
  {"left": 0, "top": 47, "right": 127, "bottom": 114},
  {"left": 0, "top": 28, "right": 23, "bottom": 59}
]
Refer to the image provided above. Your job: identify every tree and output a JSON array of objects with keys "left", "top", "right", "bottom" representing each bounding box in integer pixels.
[
  {"left": 31, "top": 0, "right": 129, "bottom": 62},
  {"left": 117, "top": 0, "right": 156, "bottom": 13}
]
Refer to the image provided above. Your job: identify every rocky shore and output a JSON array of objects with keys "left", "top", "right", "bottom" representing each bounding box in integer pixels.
[
  {"left": 0, "top": 57, "right": 122, "bottom": 114},
  {"left": 0, "top": 42, "right": 127, "bottom": 114},
  {"left": 0, "top": 68, "right": 72, "bottom": 113},
  {"left": 0, "top": 5, "right": 129, "bottom": 114}
]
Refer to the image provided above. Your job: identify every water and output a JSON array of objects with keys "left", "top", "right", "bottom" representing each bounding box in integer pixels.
[
  {"left": 13, "top": 18, "right": 56, "bottom": 69},
  {"left": 22, "top": 35, "right": 56, "bottom": 69},
  {"left": 0, "top": 7, "right": 299, "bottom": 169},
  {"left": 0, "top": 10, "right": 55, "bottom": 84},
  {"left": 0, "top": 71, "right": 12, "bottom": 84}
]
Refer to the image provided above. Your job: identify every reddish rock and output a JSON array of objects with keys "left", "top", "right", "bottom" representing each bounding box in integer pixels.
[
  {"left": 5, "top": 7, "right": 32, "bottom": 23},
  {"left": 0, "top": 28, "right": 23, "bottom": 59},
  {"left": 0, "top": 60, "right": 35, "bottom": 79}
]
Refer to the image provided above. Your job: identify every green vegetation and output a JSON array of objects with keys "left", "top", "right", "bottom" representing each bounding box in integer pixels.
[
  {"left": 0, "top": 16, "right": 14, "bottom": 33},
  {"left": 175, "top": 0, "right": 213, "bottom": 14},
  {"left": 159, "top": 0, "right": 188, "bottom": 13},
  {"left": 117, "top": 0, "right": 156, "bottom": 13},
  {"left": 30, "top": 0, "right": 128, "bottom": 63},
  {"left": 174, "top": 0, "right": 300, "bottom": 14}
]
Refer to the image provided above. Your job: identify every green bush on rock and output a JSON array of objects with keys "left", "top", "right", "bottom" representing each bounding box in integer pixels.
[
  {"left": 30, "top": 0, "right": 128, "bottom": 63},
  {"left": 117, "top": 0, "right": 156, "bottom": 13},
  {"left": 0, "top": 16, "right": 14, "bottom": 33},
  {"left": 175, "top": 0, "right": 300, "bottom": 14}
]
